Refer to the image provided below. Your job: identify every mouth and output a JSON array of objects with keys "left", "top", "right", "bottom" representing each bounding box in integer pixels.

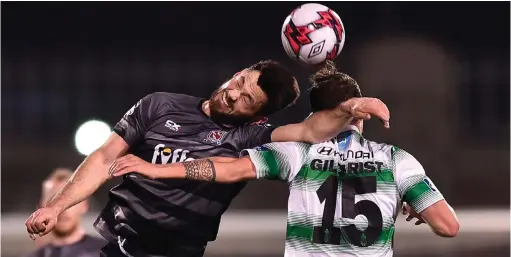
[{"left": 221, "top": 91, "right": 229, "bottom": 108}]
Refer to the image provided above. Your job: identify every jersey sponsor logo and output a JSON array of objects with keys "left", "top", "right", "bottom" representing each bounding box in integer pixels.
[
  {"left": 338, "top": 150, "right": 374, "bottom": 161},
  {"left": 204, "top": 130, "right": 227, "bottom": 145},
  {"left": 151, "top": 144, "right": 194, "bottom": 164},
  {"left": 311, "top": 159, "right": 384, "bottom": 175},
  {"left": 337, "top": 135, "right": 351, "bottom": 151},
  {"left": 423, "top": 178, "right": 438, "bottom": 192},
  {"left": 317, "top": 146, "right": 334, "bottom": 155},
  {"left": 164, "top": 120, "right": 181, "bottom": 132}
]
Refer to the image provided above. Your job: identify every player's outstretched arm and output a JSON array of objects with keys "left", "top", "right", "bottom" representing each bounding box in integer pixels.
[
  {"left": 110, "top": 154, "right": 256, "bottom": 183},
  {"left": 405, "top": 200, "right": 459, "bottom": 237},
  {"left": 270, "top": 97, "right": 390, "bottom": 144},
  {"left": 395, "top": 147, "right": 459, "bottom": 238},
  {"left": 25, "top": 133, "right": 129, "bottom": 239}
]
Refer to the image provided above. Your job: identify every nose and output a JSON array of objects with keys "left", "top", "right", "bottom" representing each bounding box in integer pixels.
[{"left": 228, "top": 89, "right": 241, "bottom": 102}]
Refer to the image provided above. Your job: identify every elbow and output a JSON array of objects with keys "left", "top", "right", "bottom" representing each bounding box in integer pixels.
[{"left": 435, "top": 220, "right": 460, "bottom": 237}]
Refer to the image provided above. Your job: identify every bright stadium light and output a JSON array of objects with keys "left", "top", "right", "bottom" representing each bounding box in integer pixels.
[{"left": 74, "top": 120, "right": 111, "bottom": 156}]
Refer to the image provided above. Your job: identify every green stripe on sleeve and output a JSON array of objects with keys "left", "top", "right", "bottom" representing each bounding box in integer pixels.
[
  {"left": 261, "top": 150, "right": 280, "bottom": 179},
  {"left": 402, "top": 181, "right": 430, "bottom": 203}
]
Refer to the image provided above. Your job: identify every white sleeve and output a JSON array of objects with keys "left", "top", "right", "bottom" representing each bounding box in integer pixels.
[
  {"left": 393, "top": 147, "right": 445, "bottom": 213},
  {"left": 240, "top": 142, "right": 310, "bottom": 182}
]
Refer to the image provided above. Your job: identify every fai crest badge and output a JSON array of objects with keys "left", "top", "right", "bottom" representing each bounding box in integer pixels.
[{"left": 205, "top": 130, "right": 227, "bottom": 145}]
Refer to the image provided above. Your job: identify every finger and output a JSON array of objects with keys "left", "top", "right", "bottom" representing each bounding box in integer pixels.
[
  {"left": 114, "top": 160, "right": 137, "bottom": 173},
  {"left": 109, "top": 160, "right": 120, "bottom": 176},
  {"left": 40, "top": 219, "right": 56, "bottom": 236},
  {"left": 28, "top": 233, "right": 36, "bottom": 240},
  {"left": 25, "top": 215, "right": 36, "bottom": 235},
  {"left": 33, "top": 215, "right": 48, "bottom": 232},
  {"left": 29, "top": 212, "right": 43, "bottom": 234},
  {"left": 406, "top": 215, "right": 413, "bottom": 222},
  {"left": 352, "top": 111, "right": 371, "bottom": 120},
  {"left": 382, "top": 120, "right": 390, "bottom": 129},
  {"left": 110, "top": 155, "right": 131, "bottom": 172},
  {"left": 358, "top": 98, "right": 390, "bottom": 121},
  {"left": 113, "top": 165, "right": 138, "bottom": 177},
  {"left": 415, "top": 220, "right": 425, "bottom": 225},
  {"left": 111, "top": 158, "right": 131, "bottom": 174}
]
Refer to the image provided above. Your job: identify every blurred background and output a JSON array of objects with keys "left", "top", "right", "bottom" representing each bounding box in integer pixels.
[{"left": 1, "top": 2, "right": 509, "bottom": 257}]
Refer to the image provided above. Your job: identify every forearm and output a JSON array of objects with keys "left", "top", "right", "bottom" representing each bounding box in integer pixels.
[
  {"left": 158, "top": 157, "right": 255, "bottom": 183},
  {"left": 301, "top": 108, "right": 352, "bottom": 143},
  {"left": 419, "top": 201, "right": 459, "bottom": 237},
  {"left": 44, "top": 148, "right": 112, "bottom": 213}
]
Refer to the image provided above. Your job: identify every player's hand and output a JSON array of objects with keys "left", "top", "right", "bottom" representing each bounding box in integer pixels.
[
  {"left": 402, "top": 202, "right": 426, "bottom": 225},
  {"left": 339, "top": 97, "right": 390, "bottom": 129},
  {"left": 110, "top": 154, "right": 160, "bottom": 179},
  {"left": 25, "top": 207, "right": 59, "bottom": 240}
]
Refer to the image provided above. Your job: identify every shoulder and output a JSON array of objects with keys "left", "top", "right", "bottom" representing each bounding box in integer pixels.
[
  {"left": 145, "top": 92, "right": 201, "bottom": 105},
  {"left": 261, "top": 141, "right": 310, "bottom": 151},
  {"left": 141, "top": 92, "right": 205, "bottom": 114},
  {"left": 361, "top": 137, "right": 418, "bottom": 169}
]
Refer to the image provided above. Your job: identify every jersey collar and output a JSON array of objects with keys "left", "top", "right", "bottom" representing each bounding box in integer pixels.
[{"left": 342, "top": 124, "right": 360, "bottom": 134}]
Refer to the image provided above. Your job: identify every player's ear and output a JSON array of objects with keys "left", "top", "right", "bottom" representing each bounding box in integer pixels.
[{"left": 233, "top": 68, "right": 249, "bottom": 78}]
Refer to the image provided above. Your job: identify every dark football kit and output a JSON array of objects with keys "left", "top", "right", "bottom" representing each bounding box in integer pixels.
[{"left": 96, "top": 92, "right": 275, "bottom": 257}]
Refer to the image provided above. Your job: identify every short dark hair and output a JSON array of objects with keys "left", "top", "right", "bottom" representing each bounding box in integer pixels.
[
  {"left": 247, "top": 60, "right": 300, "bottom": 116},
  {"left": 309, "top": 61, "right": 362, "bottom": 112}
]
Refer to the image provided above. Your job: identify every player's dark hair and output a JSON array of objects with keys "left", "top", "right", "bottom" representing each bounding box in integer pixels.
[
  {"left": 247, "top": 60, "right": 300, "bottom": 116},
  {"left": 309, "top": 60, "right": 362, "bottom": 112}
]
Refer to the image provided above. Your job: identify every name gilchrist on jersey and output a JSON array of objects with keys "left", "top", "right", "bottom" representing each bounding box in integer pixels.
[{"left": 243, "top": 126, "right": 444, "bottom": 257}]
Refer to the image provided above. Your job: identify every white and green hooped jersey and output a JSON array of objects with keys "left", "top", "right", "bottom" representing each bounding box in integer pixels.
[{"left": 241, "top": 126, "right": 444, "bottom": 257}]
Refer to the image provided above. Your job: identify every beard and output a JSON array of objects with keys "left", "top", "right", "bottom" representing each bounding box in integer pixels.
[{"left": 209, "top": 87, "right": 253, "bottom": 127}]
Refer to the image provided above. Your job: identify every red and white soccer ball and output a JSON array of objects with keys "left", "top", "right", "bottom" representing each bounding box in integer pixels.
[{"left": 281, "top": 3, "right": 346, "bottom": 65}]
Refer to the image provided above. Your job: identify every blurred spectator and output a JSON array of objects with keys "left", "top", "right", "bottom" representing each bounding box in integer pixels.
[{"left": 24, "top": 168, "right": 105, "bottom": 257}]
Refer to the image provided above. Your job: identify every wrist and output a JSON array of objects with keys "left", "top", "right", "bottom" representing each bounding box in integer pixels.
[{"left": 44, "top": 201, "right": 65, "bottom": 214}]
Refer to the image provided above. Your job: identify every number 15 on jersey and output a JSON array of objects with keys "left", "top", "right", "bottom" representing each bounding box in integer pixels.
[{"left": 313, "top": 175, "right": 383, "bottom": 247}]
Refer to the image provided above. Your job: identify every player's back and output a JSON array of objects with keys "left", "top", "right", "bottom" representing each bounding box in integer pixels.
[{"left": 285, "top": 126, "right": 399, "bottom": 257}]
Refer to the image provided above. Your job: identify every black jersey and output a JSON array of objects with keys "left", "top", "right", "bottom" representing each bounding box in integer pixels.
[
  {"left": 24, "top": 235, "right": 106, "bottom": 257},
  {"left": 94, "top": 92, "right": 274, "bottom": 249}
]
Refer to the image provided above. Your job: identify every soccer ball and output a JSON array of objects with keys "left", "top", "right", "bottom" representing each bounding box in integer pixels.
[{"left": 281, "top": 3, "right": 346, "bottom": 65}]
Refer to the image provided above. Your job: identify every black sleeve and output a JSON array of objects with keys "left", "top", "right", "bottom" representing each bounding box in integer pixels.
[
  {"left": 237, "top": 123, "right": 276, "bottom": 149},
  {"left": 113, "top": 93, "right": 168, "bottom": 147}
]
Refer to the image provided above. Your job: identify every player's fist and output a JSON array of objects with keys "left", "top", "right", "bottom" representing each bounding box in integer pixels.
[
  {"left": 339, "top": 97, "right": 390, "bottom": 129},
  {"left": 402, "top": 202, "right": 426, "bottom": 225},
  {"left": 25, "top": 207, "right": 59, "bottom": 240},
  {"left": 110, "top": 154, "right": 161, "bottom": 179}
]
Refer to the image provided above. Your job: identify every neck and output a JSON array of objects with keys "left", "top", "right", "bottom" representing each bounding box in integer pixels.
[
  {"left": 51, "top": 227, "right": 85, "bottom": 246},
  {"left": 347, "top": 120, "right": 363, "bottom": 134}
]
